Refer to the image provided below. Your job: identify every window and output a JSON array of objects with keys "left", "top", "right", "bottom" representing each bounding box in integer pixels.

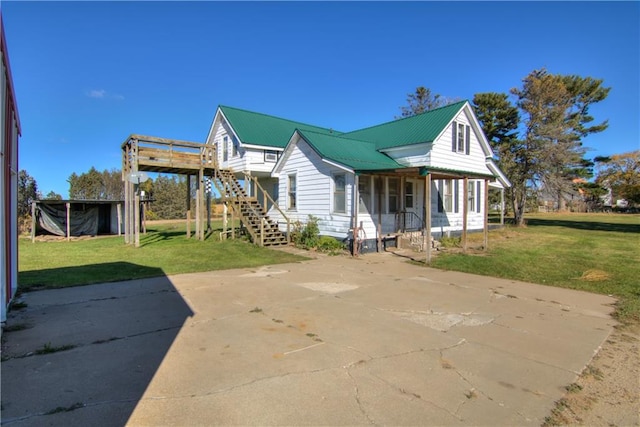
[
  {"left": 457, "top": 123, "right": 465, "bottom": 152},
  {"left": 444, "top": 180, "right": 454, "bottom": 212},
  {"left": 333, "top": 173, "right": 346, "bottom": 213},
  {"left": 358, "top": 176, "right": 371, "bottom": 213},
  {"left": 452, "top": 121, "right": 470, "bottom": 154},
  {"left": 468, "top": 181, "right": 476, "bottom": 212},
  {"left": 288, "top": 174, "right": 296, "bottom": 210},
  {"left": 405, "top": 181, "right": 414, "bottom": 209},
  {"left": 222, "top": 136, "right": 228, "bottom": 162},
  {"left": 388, "top": 178, "right": 399, "bottom": 213},
  {"left": 264, "top": 150, "right": 278, "bottom": 162},
  {"left": 232, "top": 135, "right": 239, "bottom": 157},
  {"left": 439, "top": 179, "right": 459, "bottom": 213}
]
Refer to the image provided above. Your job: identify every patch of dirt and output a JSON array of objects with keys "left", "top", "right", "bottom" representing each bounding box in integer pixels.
[
  {"left": 578, "top": 269, "right": 611, "bottom": 282},
  {"left": 543, "top": 322, "right": 640, "bottom": 426}
]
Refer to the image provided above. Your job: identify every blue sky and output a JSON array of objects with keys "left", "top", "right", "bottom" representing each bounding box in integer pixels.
[{"left": 3, "top": 1, "right": 639, "bottom": 197}]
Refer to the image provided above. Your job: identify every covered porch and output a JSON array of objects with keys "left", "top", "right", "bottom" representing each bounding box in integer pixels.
[{"left": 351, "top": 167, "right": 506, "bottom": 262}]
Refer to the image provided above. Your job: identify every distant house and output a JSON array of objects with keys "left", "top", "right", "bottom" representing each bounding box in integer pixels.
[
  {"left": 1, "top": 14, "right": 21, "bottom": 322},
  {"left": 206, "top": 101, "right": 510, "bottom": 250}
]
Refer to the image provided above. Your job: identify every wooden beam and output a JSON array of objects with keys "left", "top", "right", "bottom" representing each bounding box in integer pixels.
[
  {"left": 31, "top": 201, "right": 36, "bottom": 243},
  {"left": 186, "top": 175, "right": 191, "bottom": 239},
  {"left": 117, "top": 203, "right": 122, "bottom": 236},
  {"left": 425, "top": 173, "right": 432, "bottom": 264},
  {"left": 134, "top": 188, "right": 140, "bottom": 247},
  {"left": 462, "top": 178, "right": 468, "bottom": 252},
  {"left": 66, "top": 202, "right": 71, "bottom": 241},
  {"left": 484, "top": 179, "right": 489, "bottom": 250},
  {"left": 500, "top": 187, "right": 505, "bottom": 225}
]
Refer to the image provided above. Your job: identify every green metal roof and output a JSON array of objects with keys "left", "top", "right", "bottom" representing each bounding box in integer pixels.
[
  {"left": 297, "top": 129, "right": 403, "bottom": 172},
  {"left": 343, "top": 100, "right": 467, "bottom": 150},
  {"left": 219, "top": 105, "right": 341, "bottom": 149}
]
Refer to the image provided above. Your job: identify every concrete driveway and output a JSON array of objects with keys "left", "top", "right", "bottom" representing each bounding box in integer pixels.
[{"left": 1, "top": 252, "right": 617, "bottom": 426}]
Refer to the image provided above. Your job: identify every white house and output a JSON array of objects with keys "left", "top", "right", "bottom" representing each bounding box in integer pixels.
[
  {"left": 1, "top": 14, "right": 21, "bottom": 322},
  {"left": 205, "top": 101, "right": 510, "bottom": 252}
]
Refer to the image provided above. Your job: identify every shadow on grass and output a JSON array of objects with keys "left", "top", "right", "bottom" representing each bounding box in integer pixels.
[
  {"left": 18, "top": 262, "right": 171, "bottom": 291},
  {"left": 525, "top": 218, "right": 640, "bottom": 233},
  {"left": 4, "top": 263, "right": 193, "bottom": 425}
]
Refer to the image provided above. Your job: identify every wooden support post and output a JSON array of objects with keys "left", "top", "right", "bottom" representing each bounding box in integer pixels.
[
  {"left": 186, "top": 175, "right": 191, "bottom": 239},
  {"left": 195, "top": 176, "right": 201, "bottom": 241},
  {"left": 141, "top": 201, "right": 146, "bottom": 234},
  {"left": 260, "top": 218, "right": 264, "bottom": 247},
  {"left": 117, "top": 203, "right": 122, "bottom": 236},
  {"left": 500, "top": 187, "right": 505, "bottom": 225},
  {"left": 231, "top": 207, "right": 235, "bottom": 239},
  {"left": 462, "top": 178, "right": 468, "bottom": 252},
  {"left": 484, "top": 179, "right": 489, "bottom": 251},
  {"left": 66, "top": 202, "right": 71, "bottom": 241},
  {"left": 134, "top": 188, "right": 140, "bottom": 247},
  {"left": 123, "top": 146, "right": 129, "bottom": 244},
  {"left": 223, "top": 203, "right": 228, "bottom": 240},
  {"left": 377, "top": 177, "right": 382, "bottom": 253},
  {"left": 353, "top": 175, "right": 359, "bottom": 256},
  {"left": 425, "top": 173, "right": 432, "bottom": 264},
  {"left": 199, "top": 168, "right": 205, "bottom": 240},
  {"left": 31, "top": 201, "right": 36, "bottom": 243}
]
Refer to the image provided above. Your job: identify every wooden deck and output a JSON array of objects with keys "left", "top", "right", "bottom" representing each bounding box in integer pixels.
[{"left": 122, "top": 134, "right": 216, "bottom": 176}]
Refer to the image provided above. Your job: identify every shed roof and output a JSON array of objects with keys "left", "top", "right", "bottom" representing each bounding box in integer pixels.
[
  {"left": 343, "top": 100, "right": 466, "bottom": 150},
  {"left": 219, "top": 105, "right": 341, "bottom": 149},
  {"left": 297, "top": 129, "right": 402, "bottom": 172}
]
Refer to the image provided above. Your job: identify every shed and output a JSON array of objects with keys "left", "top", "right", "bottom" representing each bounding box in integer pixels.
[{"left": 32, "top": 200, "right": 124, "bottom": 239}]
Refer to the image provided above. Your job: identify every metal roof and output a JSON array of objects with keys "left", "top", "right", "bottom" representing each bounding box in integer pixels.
[
  {"left": 297, "top": 129, "right": 402, "bottom": 172},
  {"left": 220, "top": 105, "right": 341, "bottom": 149},
  {"left": 342, "top": 101, "right": 466, "bottom": 150}
]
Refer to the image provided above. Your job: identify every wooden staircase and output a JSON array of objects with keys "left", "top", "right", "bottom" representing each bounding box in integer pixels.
[{"left": 213, "top": 168, "right": 288, "bottom": 247}]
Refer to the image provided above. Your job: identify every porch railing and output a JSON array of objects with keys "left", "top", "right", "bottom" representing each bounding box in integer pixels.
[{"left": 395, "top": 210, "right": 423, "bottom": 232}]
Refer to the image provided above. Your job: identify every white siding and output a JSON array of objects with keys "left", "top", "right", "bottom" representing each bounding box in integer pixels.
[
  {"left": 207, "top": 113, "right": 281, "bottom": 175},
  {"left": 381, "top": 143, "right": 432, "bottom": 168},
  {"left": 269, "top": 138, "right": 352, "bottom": 239},
  {"left": 430, "top": 110, "right": 490, "bottom": 175}
]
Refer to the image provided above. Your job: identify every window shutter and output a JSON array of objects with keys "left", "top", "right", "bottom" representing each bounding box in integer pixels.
[
  {"left": 452, "top": 121, "right": 457, "bottom": 152},
  {"left": 477, "top": 181, "right": 482, "bottom": 212},
  {"left": 454, "top": 180, "right": 459, "bottom": 213},
  {"left": 465, "top": 125, "right": 471, "bottom": 155},
  {"left": 437, "top": 180, "right": 444, "bottom": 213}
]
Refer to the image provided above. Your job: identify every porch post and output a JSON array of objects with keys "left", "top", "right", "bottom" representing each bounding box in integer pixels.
[
  {"left": 425, "top": 173, "right": 432, "bottom": 264},
  {"left": 353, "top": 174, "right": 359, "bottom": 256},
  {"left": 377, "top": 176, "right": 383, "bottom": 253},
  {"left": 484, "top": 179, "right": 489, "bottom": 250},
  {"left": 500, "top": 187, "right": 505, "bottom": 225},
  {"left": 462, "top": 177, "right": 468, "bottom": 252}
]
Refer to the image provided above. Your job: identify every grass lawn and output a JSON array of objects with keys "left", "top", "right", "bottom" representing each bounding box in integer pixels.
[
  {"left": 431, "top": 212, "right": 640, "bottom": 322},
  {"left": 19, "top": 221, "right": 307, "bottom": 291}
]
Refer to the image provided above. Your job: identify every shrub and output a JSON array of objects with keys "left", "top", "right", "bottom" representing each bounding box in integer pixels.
[
  {"left": 317, "top": 236, "right": 346, "bottom": 255},
  {"left": 291, "top": 215, "right": 320, "bottom": 249}
]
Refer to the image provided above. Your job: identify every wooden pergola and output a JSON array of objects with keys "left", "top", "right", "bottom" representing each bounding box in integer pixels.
[{"left": 121, "top": 134, "right": 216, "bottom": 247}]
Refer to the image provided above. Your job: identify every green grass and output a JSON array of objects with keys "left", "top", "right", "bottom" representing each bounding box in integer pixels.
[
  {"left": 431, "top": 213, "right": 640, "bottom": 322},
  {"left": 19, "top": 222, "right": 306, "bottom": 291}
]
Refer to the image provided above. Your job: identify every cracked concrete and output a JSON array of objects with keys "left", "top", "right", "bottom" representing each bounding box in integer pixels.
[{"left": 1, "top": 252, "right": 617, "bottom": 426}]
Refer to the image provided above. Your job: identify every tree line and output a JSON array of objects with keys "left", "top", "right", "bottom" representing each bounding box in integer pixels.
[{"left": 399, "top": 68, "right": 639, "bottom": 224}]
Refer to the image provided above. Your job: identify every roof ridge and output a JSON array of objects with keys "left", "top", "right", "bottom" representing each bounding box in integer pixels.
[
  {"left": 345, "top": 99, "right": 468, "bottom": 135},
  {"left": 219, "top": 105, "right": 337, "bottom": 132},
  {"left": 297, "top": 128, "right": 375, "bottom": 144}
]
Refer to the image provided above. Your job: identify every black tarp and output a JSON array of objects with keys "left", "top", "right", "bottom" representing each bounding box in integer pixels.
[{"left": 37, "top": 203, "right": 100, "bottom": 236}]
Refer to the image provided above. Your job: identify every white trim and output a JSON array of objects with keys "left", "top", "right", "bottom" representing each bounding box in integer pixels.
[
  {"left": 321, "top": 158, "right": 353, "bottom": 174},
  {"left": 242, "top": 143, "right": 285, "bottom": 151},
  {"left": 486, "top": 159, "right": 511, "bottom": 188},
  {"left": 378, "top": 142, "right": 431, "bottom": 154}
]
